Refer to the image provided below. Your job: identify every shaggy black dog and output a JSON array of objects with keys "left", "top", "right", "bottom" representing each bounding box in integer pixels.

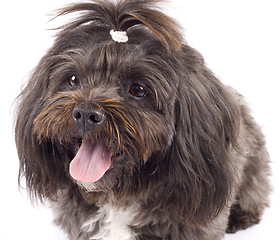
[{"left": 15, "top": 0, "right": 270, "bottom": 239}]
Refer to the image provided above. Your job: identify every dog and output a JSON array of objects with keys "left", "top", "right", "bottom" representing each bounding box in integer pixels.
[{"left": 15, "top": 0, "right": 271, "bottom": 239}]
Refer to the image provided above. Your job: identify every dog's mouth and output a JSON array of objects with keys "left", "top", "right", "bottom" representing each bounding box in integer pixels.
[{"left": 69, "top": 139, "right": 123, "bottom": 183}]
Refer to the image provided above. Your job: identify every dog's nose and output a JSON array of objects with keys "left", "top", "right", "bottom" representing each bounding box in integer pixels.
[{"left": 72, "top": 105, "right": 105, "bottom": 132}]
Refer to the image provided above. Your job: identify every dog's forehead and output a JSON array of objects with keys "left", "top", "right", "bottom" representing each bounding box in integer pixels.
[
  {"left": 54, "top": 29, "right": 173, "bottom": 84},
  {"left": 48, "top": 22, "right": 182, "bottom": 107}
]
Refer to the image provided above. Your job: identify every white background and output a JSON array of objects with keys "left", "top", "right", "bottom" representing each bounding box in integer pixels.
[{"left": 1, "top": 0, "right": 279, "bottom": 239}]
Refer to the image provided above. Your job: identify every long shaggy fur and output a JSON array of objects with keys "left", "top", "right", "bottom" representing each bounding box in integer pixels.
[{"left": 15, "top": 0, "right": 270, "bottom": 239}]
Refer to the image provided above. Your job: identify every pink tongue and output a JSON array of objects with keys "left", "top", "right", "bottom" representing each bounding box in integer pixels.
[{"left": 69, "top": 140, "right": 113, "bottom": 183}]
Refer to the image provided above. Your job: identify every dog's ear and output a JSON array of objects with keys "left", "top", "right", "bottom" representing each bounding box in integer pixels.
[
  {"left": 15, "top": 55, "right": 69, "bottom": 201},
  {"left": 164, "top": 46, "right": 240, "bottom": 225}
]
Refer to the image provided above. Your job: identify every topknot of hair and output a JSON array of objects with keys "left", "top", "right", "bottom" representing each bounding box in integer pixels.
[{"left": 55, "top": 0, "right": 183, "bottom": 51}]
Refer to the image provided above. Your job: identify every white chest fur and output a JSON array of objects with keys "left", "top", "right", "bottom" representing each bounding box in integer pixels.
[{"left": 82, "top": 203, "right": 138, "bottom": 240}]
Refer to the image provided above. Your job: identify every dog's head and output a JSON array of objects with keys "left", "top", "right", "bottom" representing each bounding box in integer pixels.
[{"left": 16, "top": 0, "right": 239, "bottom": 224}]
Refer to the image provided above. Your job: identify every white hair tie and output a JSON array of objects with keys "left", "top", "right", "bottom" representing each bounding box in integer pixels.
[{"left": 110, "top": 30, "right": 128, "bottom": 43}]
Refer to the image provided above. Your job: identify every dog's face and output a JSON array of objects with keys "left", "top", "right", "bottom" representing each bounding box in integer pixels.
[
  {"left": 16, "top": 0, "right": 239, "bottom": 223},
  {"left": 32, "top": 26, "right": 180, "bottom": 192}
]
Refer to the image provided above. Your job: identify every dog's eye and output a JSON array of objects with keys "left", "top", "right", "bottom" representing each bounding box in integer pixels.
[
  {"left": 68, "top": 75, "right": 80, "bottom": 88},
  {"left": 129, "top": 84, "right": 147, "bottom": 98}
]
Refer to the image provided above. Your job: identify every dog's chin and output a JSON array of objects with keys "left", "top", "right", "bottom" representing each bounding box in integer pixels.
[{"left": 72, "top": 157, "right": 126, "bottom": 193}]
